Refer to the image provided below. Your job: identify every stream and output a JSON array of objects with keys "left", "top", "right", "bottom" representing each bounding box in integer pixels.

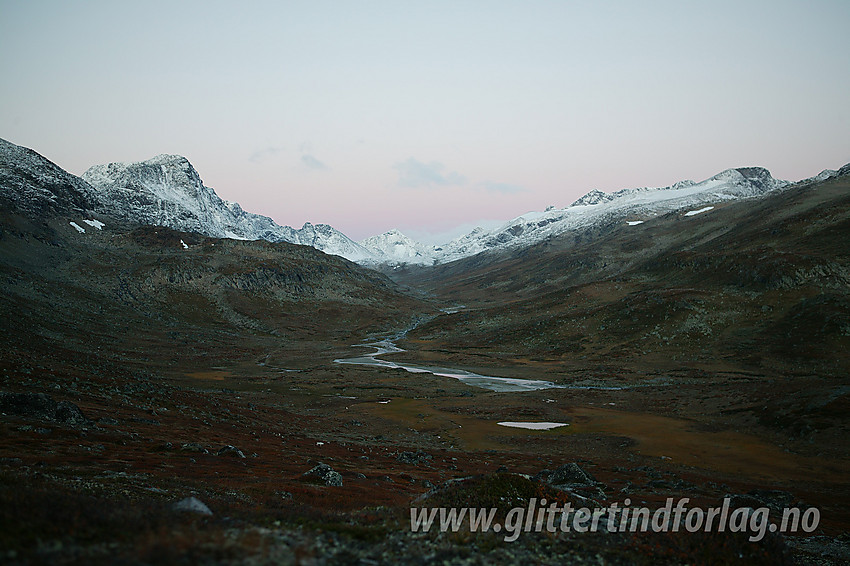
[{"left": 334, "top": 338, "right": 562, "bottom": 393}]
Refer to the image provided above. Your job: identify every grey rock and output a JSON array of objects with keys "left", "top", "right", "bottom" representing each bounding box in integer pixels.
[
  {"left": 0, "top": 392, "right": 58, "bottom": 420},
  {"left": 0, "top": 392, "right": 88, "bottom": 425},
  {"left": 216, "top": 445, "right": 245, "bottom": 458},
  {"left": 303, "top": 463, "right": 343, "bottom": 487},
  {"left": 55, "top": 401, "right": 88, "bottom": 425},
  {"left": 396, "top": 451, "right": 432, "bottom": 466},
  {"left": 537, "top": 463, "right": 596, "bottom": 488},
  {"left": 180, "top": 442, "right": 208, "bottom": 454},
  {"left": 172, "top": 496, "right": 213, "bottom": 516}
]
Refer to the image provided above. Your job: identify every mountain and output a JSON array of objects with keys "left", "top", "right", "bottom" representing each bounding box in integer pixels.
[
  {"left": 432, "top": 166, "right": 792, "bottom": 263},
  {"left": 6, "top": 135, "right": 844, "bottom": 271},
  {"left": 0, "top": 138, "right": 425, "bottom": 365},
  {"left": 398, "top": 163, "right": 850, "bottom": 376},
  {"left": 365, "top": 165, "right": 846, "bottom": 267},
  {"left": 0, "top": 137, "right": 99, "bottom": 216},
  {"left": 359, "top": 229, "right": 438, "bottom": 265},
  {"left": 81, "top": 154, "right": 377, "bottom": 262}
]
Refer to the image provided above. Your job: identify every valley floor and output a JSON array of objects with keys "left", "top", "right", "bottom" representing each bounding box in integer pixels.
[{"left": 1, "top": 316, "right": 848, "bottom": 565}]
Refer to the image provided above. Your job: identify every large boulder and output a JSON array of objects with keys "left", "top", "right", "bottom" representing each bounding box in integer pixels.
[
  {"left": 0, "top": 392, "right": 88, "bottom": 425},
  {"left": 302, "top": 463, "right": 343, "bottom": 487}
]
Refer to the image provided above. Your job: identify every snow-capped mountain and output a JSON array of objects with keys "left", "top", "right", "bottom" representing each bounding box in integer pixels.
[
  {"left": 359, "top": 229, "right": 438, "bottom": 265},
  {"left": 7, "top": 135, "right": 846, "bottom": 269},
  {"left": 292, "top": 222, "right": 377, "bottom": 263},
  {"left": 0, "top": 137, "right": 98, "bottom": 216},
  {"left": 432, "top": 166, "right": 793, "bottom": 263},
  {"left": 82, "top": 154, "right": 377, "bottom": 262}
]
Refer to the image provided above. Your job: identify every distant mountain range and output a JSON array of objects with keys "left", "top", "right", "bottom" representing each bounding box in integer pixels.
[
  {"left": 2, "top": 137, "right": 846, "bottom": 267},
  {"left": 366, "top": 164, "right": 846, "bottom": 265}
]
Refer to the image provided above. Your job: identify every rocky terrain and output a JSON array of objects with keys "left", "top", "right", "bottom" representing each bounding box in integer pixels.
[{"left": 1, "top": 140, "right": 849, "bottom": 564}]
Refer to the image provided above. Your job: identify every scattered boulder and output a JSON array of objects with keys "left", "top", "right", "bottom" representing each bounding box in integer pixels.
[
  {"left": 396, "top": 451, "right": 432, "bottom": 466},
  {"left": 535, "top": 463, "right": 596, "bottom": 488},
  {"left": 55, "top": 401, "right": 88, "bottom": 425},
  {"left": 0, "top": 393, "right": 56, "bottom": 420},
  {"left": 216, "top": 445, "right": 245, "bottom": 458},
  {"left": 180, "top": 442, "right": 208, "bottom": 454},
  {"left": 172, "top": 496, "right": 213, "bottom": 516},
  {"left": 0, "top": 392, "right": 88, "bottom": 425},
  {"left": 303, "top": 463, "right": 343, "bottom": 487}
]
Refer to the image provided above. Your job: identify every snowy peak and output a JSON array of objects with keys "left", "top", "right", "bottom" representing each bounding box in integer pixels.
[
  {"left": 569, "top": 166, "right": 784, "bottom": 211},
  {"left": 433, "top": 166, "right": 792, "bottom": 263},
  {"left": 291, "top": 222, "right": 377, "bottom": 263},
  {"left": 0, "top": 137, "right": 99, "bottom": 215},
  {"left": 83, "top": 155, "right": 222, "bottom": 233},
  {"left": 360, "top": 229, "right": 437, "bottom": 265},
  {"left": 570, "top": 189, "right": 613, "bottom": 207},
  {"left": 703, "top": 166, "right": 783, "bottom": 194},
  {"left": 82, "top": 154, "right": 374, "bottom": 263}
]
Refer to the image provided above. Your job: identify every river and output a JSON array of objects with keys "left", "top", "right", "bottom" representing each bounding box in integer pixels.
[{"left": 334, "top": 338, "right": 562, "bottom": 393}]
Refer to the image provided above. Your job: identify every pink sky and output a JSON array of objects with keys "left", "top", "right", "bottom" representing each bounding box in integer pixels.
[{"left": 2, "top": 1, "right": 848, "bottom": 243}]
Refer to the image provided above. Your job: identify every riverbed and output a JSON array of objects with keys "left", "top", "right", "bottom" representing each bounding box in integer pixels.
[{"left": 334, "top": 339, "right": 562, "bottom": 392}]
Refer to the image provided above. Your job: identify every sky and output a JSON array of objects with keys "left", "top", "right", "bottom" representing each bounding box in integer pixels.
[{"left": 1, "top": 1, "right": 849, "bottom": 243}]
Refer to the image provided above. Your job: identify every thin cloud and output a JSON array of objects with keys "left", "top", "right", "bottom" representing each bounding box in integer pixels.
[
  {"left": 394, "top": 157, "right": 466, "bottom": 188},
  {"left": 302, "top": 154, "right": 330, "bottom": 171},
  {"left": 479, "top": 181, "right": 526, "bottom": 194},
  {"left": 248, "top": 146, "right": 283, "bottom": 163}
]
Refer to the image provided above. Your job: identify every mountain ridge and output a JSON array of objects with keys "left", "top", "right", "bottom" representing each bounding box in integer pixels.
[
  {"left": 5, "top": 137, "right": 847, "bottom": 269},
  {"left": 362, "top": 164, "right": 846, "bottom": 266},
  {"left": 81, "top": 153, "right": 378, "bottom": 262}
]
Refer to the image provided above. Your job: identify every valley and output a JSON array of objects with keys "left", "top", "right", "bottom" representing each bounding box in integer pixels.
[{"left": 1, "top": 138, "right": 849, "bottom": 564}]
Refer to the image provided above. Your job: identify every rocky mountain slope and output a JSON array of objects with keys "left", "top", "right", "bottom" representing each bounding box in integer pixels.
[
  {"left": 359, "top": 165, "right": 843, "bottom": 267},
  {"left": 397, "top": 164, "right": 850, "bottom": 379},
  {"left": 359, "top": 229, "right": 438, "bottom": 265},
  {"left": 7, "top": 136, "right": 835, "bottom": 269},
  {"left": 0, "top": 138, "right": 99, "bottom": 216},
  {"left": 431, "top": 166, "right": 798, "bottom": 263},
  {"left": 82, "top": 153, "right": 378, "bottom": 262},
  {"left": 1, "top": 138, "right": 427, "bottom": 376}
]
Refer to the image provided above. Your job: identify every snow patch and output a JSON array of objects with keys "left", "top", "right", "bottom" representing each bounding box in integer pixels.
[
  {"left": 626, "top": 220, "right": 644, "bottom": 226},
  {"left": 684, "top": 206, "right": 715, "bottom": 217},
  {"left": 82, "top": 219, "right": 105, "bottom": 230},
  {"left": 180, "top": 239, "right": 189, "bottom": 249},
  {"left": 69, "top": 221, "right": 85, "bottom": 233},
  {"left": 497, "top": 422, "right": 569, "bottom": 430}
]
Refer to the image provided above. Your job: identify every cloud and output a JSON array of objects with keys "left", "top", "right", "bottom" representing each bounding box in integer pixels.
[
  {"left": 248, "top": 146, "right": 283, "bottom": 163},
  {"left": 301, "top": 154, "right": 330, "bottom": 171},
  {"left": 479, "top": 181, "right": 526, "bottom": 194},
  {"left": 394, "top": 157, "right": 466, "bottom": 188}
]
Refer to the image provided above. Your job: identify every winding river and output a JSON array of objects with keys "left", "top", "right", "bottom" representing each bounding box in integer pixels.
[{"left": 334, "top": 338, "right": 562, "bottom": 393}]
